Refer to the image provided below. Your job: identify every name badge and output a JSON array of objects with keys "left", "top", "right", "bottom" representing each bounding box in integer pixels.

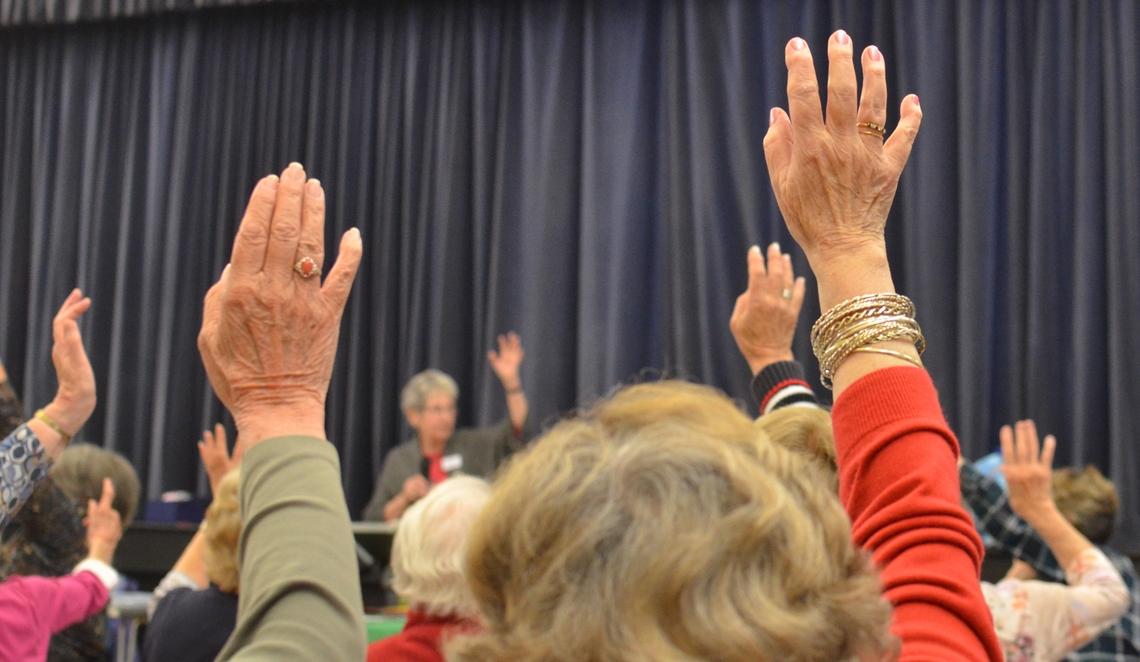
[{"left": 441, "top": 453, "right": 464, "bottom": 474}]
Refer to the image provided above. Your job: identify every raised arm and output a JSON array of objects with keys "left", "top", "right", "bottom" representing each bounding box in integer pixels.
[
  {"left": 198, "top": 164, "right": 365, "bottom": 661},
  {"left": 764, "top": 32, "right": 1000, "bottom": 661},
  {"left": 487, "top": 332, "right": 528, "bottom": 432}
]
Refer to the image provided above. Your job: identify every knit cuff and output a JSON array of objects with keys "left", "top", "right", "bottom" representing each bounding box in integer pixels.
[{"left": 751, "top": 361, "right": 820, "bottom": 415}]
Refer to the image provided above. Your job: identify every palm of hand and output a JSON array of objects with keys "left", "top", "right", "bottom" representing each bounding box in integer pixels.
[{"left": 488, "top": 333, "right": 524, "bottom": 382}]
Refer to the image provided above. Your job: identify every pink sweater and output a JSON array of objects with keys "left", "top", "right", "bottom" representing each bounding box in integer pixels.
[
  {"left": 833, "top": 367, "right": 1003, "bottom": 662},
  {"left": 0, "top": 571, "right": 109, "bottom": 662}
]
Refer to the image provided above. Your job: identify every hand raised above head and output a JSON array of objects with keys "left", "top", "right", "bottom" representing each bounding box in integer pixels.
[
  {"left": 39, "top": 289, "right": 96, "bottom": 451},
  {"left": 198, "top": 423, "right": 240, "bottom": 494},
  {"left": 84, "top": 478, "right": 122, "bottom": 564},
  {"left": 1000, "top": 420, "right": 1057, "bottom": 520},
  {"left": 487, "top": 332, "right": 524, "bottom": 389},
  {"left": 764, "top": 32, "right": 922, "bottom": 309},
  {"left": 197, "top": 164, "right": 363, "bottom": 446},
  {"left": 729, "top": 243, "right": 807, "bottom": 375}
]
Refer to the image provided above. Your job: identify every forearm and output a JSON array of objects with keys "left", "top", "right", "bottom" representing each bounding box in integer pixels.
[
  {"left": 0, "top": 425, "right": 53, "bottom": 533},
  {"left": 1021, "top": 504, "right": 1095, "bottom": 572},
  {"left": 505, "top": 388, "right": 528, "bottom": 432}
]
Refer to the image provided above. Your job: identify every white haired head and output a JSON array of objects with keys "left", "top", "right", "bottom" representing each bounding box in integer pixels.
[{"left": 391, "top": 475, "right": 492, "bottom": 617}]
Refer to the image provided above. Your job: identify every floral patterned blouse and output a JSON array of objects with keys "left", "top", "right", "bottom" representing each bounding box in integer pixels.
[{"left": 983, "top": 547, "right": 1130, "bottom": 662}]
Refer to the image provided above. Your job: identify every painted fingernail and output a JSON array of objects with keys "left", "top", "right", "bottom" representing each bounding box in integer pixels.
[
  {"left": 791, "top": 37, "right": 806, "bottom": 51},
  {"left": 869, "top": 45, "right": 882, "bottom": 61},
  {"left": 912, "top": 94, "right": 921, "bottom": 108},
  {"left": 836, "top": 30, "right": 849, "bottom": 46},
  {"left": 769, "top": 108, "right": 777, "bottom": 126},
  {"left": 307, "top": 179, "right": 324, "bottom": 198}
]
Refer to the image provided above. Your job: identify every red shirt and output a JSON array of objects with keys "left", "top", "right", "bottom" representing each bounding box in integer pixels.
[
  {"left": 833, "top": 367, "right": 1002, "bottom": 661},
  {"left": 367, "top": 610, "right": 478, "bottom": 662}
]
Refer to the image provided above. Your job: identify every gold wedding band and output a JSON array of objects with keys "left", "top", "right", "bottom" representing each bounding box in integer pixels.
[{"left": 856, "top": 122, "right": 886, "bottom": 133}]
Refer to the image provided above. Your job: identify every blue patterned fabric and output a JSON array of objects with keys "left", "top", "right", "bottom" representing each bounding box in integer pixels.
[
  {"left": 0, "top": 424, "right": 51, "bottom": 533},
  {"left": 960, "top": 463, "right": 1140, "bottom": 661}
]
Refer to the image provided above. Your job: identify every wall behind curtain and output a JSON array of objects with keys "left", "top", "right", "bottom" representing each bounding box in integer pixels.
[{"left": 0, "top": 0, "right": 1136, "bottom": 546}]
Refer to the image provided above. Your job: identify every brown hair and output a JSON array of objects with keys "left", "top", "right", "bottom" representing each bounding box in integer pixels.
[
  {"left": 450, "top": 381, "right": 894, "bottom": 662},
  {"left": 1053, "top": 465, "right": 1118, "bottom": 545},
  {"left": 203, "top": 469, "right": 242, "bottom": 593},
  {"left": 50, "top": 443, "right": 141, "bottom": 527}
]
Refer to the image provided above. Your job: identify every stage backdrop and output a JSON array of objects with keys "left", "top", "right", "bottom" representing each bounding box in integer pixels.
[{"left": 0, "top": 0, "right": 1136, "bottom": 546}]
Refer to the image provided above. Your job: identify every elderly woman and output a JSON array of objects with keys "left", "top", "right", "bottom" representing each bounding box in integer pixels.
[
  {"left": 367, "top": 476, "right": 490, "bottom": 662},
  {"left": 362, "top": 347, "right": 533, "bottom": 522},
  {"left": 447, "top": 32, "right": 1005, "bottom": 661},
  {"left": 143, "top": 467, "right": 241, "bottom": 662}
]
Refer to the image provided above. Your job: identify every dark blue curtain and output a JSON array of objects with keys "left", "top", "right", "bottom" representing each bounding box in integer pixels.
[{"left": 0, "top": 0, "right": 1136, "bottom": 547}]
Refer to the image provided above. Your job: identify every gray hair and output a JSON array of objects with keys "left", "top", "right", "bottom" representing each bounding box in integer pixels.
[
  {"left": 401, "top": 369, "right": 459, "bottom": 412},
  {"left": 391, "top": 475, "right": 491, "bottom": 616},
  {"left": 50, "top": 443, "right": 142, "bottom": 527}
]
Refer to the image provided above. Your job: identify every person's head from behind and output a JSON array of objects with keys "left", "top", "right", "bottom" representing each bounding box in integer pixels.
[
  {"left": 50, "top": 443, "right": 141, "bottom": 527},
  {"left": 756, "top": 405, "right": 838, "bottom": 493},
  {"left": 1052, "top": 465, "right": 1118, "bottom": 545},
  {"left": 402, "top": 369, "right": 459, "bottom": 447},
  {"left": 204, "top": 469, "right": 242, "bottom": 593},
  {"left": 451, "top": 381, "right": 894, "bottom": 662}
]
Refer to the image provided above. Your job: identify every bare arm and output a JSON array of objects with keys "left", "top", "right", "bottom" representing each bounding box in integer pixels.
[{"left": 488, "top": 332, "right": 528, "bottom": 431}]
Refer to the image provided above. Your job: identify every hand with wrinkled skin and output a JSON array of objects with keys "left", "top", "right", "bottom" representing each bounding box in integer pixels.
[
  {"left": 487, "top": 332, "right": 525, "bottom": 391},
  {"left": 197, "top": 164, "right": 363, "bottom": 446},
  {"left": 730, "top": 243, "right": 807, "bottom": 376},
  {"left": 763, "top": 33, "right": 922, "bottom": 312},
  {"left": 198, "top": 423, "right": 242, "bottom": 494},
  {"left": 84, "top": 478, "right": 121, "bottom": 565}
]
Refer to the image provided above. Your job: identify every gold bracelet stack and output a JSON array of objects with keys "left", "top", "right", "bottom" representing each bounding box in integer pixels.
[
  {"left": 810, "top": 293, "right": 926, "bottom": 390},
  {"left": 34, "top": 408, "right": 71, "bottom": 445}
]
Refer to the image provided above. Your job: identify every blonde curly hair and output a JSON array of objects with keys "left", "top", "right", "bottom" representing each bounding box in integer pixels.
[
  {"left": 449, "top": 381, "right": 894, "bottom": 662},
  {"left": 203, "top": 469, "right": 241, "bottom": 593}
]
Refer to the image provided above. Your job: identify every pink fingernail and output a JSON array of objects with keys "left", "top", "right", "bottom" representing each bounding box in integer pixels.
[
  {"left": 769, "top": 108, "right": 777, "bottom": 126},
  {"left": 869, "top": 45, "right": 882, "bottom": 61},
  {"left": 912, "top": 94, "right": 921, "bottom": 108},
  {"left": 836, "top": 30, "right": 849, "bottom": 45},
  {"left": 791, "top": 37, "right": 806, "bottom": 51}
]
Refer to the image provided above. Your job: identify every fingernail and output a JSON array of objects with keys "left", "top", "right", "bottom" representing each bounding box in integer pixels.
[
  {"left": 771, "top": 242, "right": 780, "bottom": 252},
  {"left": 836, "top": 30, "right": 849, "bottom": 46},
  {"left": 869, "top": 45, "right": 881, "bottom": 61},
  {"left": 750, "top": 245, "right": 761, "bottom": 254},
  {"left": 912, "top": 94, "right": 921, "bottom": 108},
  {"left": 264, "top": 175, "right": 278, "bottom": 192},
  {"left": 286, "top": 163, "right": 305, "bottom": 181},
  {"left": 791, "top": 37, "right": 806, "bottom": 51},
  {"left": 307, "top": 179, "right": 324, "bottom": 198},
  {"left": 769, "top": 108, "right": 777, "bottom": 126},
  {"left": 350, "top": 227, "right": 361, "bottom": 240}
]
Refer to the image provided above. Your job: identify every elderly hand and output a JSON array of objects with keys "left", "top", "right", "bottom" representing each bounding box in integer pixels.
[
  {"left": 1001, "top": 420, "right": 1058, "bottom": 523},
  {"left": 487, "top": 332, "right": 524, "bottom": 391},
  {"left": 41, "top": 289, "right": 97, "bottom": 439},
  {"left": 763, "top": 32, "right": 921, "bottom": 311},
  {"left": 198, "top": 164, "right": 363, "bottom": 446},
  {"left": 198, "top": 423, "right": 242, "bottom": 494},
  {"left": 84, "top": 478, "right": 122, "bottom": 565},
  {"left": 730, "top": 243, "right": 807, "bottom": 375}
]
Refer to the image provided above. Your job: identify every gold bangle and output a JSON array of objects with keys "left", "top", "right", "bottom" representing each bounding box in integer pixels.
[
  {"left": 34, "top": 408, "right": 71, "bottom": 445},
  {"left": 848, "top": 346, "right": 924, "bottom": 369},
  {"left": 810, "top": 293, "right": 926, "bottom": 389}
]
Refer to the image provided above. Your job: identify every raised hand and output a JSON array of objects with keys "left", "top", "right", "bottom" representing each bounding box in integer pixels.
[
  {"left": 40, "top": 289, "right": 97, "bottom": 447},
  {"left": 487, "top": 332, "right": 524, "bottom": 391},
  {"left": 730, "top": 243, "right": 807, "bottom": 375},
  {"left": 763, "top": 32, "right": 921, "bottom": 311},
  {"left": 198, "top": 423, "right": 242, "bottom": 494},
  {"left": 1001, "top": 420, "right": 1058, "bottom": 520},
  {"left": 84, "top": 478, "right": 122, "bottom": 564},
  {"left": 197, "top": 164, "right": 363, "bottom": 446}
]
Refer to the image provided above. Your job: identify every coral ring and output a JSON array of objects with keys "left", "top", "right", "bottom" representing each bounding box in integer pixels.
[{"left": 294, "top": 257, "right": 321, "bottom": 279}]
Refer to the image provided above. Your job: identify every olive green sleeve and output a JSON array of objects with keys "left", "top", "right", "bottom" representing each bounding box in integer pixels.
[{"left": 216, "top": 435, "right": 365, "bottom": 662}]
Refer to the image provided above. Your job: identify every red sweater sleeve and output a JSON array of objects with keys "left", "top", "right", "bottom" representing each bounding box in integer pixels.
[{"left": 831, "top": 367, "right": 1001, "bottom": 662}]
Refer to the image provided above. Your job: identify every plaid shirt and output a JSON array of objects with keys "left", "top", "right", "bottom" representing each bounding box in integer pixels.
[{"left": 960, "top": 463, "right": 1140, "bottom": 661}]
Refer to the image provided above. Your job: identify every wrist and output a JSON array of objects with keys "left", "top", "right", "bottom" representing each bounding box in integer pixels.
[
  {"left": 235, "top": 407, "right": 326, "bottom": 447},
  {"left": 87, "top": 541, "right": 116, "bottom": 565},
  {"left": 808, "top": 243, "right": 894, "bottom": 312},
  {"left": 43, "top": 397, "right": 90, "bottom": 437},
  {"left": 501, "top": 379, "right": 522, "bottom": 393},
  {"left": 745, "top": 350, "right": 795, "bottom": 376}
]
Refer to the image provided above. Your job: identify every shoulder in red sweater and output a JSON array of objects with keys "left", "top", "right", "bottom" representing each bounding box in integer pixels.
[{"left": 367, "top": 610, "right": 478, "bottom": 662}]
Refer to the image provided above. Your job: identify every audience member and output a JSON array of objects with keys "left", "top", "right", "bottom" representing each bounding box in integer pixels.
[
  {"left": 1, "top": 289, "right": 97, "bottom": 534},
  {"left": 362, "top": 342, "right": 534, "bottom": 522},
  {"left": 144, "top": 467, "right": 241, "bottom": 662},
  {"left": 0, "top": 479, "right": 121, "bottom": 661},
  {"left": 367, "top": 475, "right": 490, "bottom": 662},
  {"left": 197, "top": 164, "right": 366, "bottom": 660},
  {"left": 962, "top": 437, "right": 1140, "bottom": 659},
  {"left": 1, "top": 443, "right": 139, "bottom": 662}
]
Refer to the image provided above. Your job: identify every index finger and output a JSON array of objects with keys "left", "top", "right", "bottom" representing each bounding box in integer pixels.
[
  {"left": 99, "top": 477, "right": 115, "bottom": 510},
  {"left": 785, "top": 37, "right": 824, "bottom": 134}
]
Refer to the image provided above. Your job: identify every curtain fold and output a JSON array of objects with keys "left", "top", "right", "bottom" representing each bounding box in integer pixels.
[{"left": 0, "top": 0, "right": 1136, "bottom": 546}]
